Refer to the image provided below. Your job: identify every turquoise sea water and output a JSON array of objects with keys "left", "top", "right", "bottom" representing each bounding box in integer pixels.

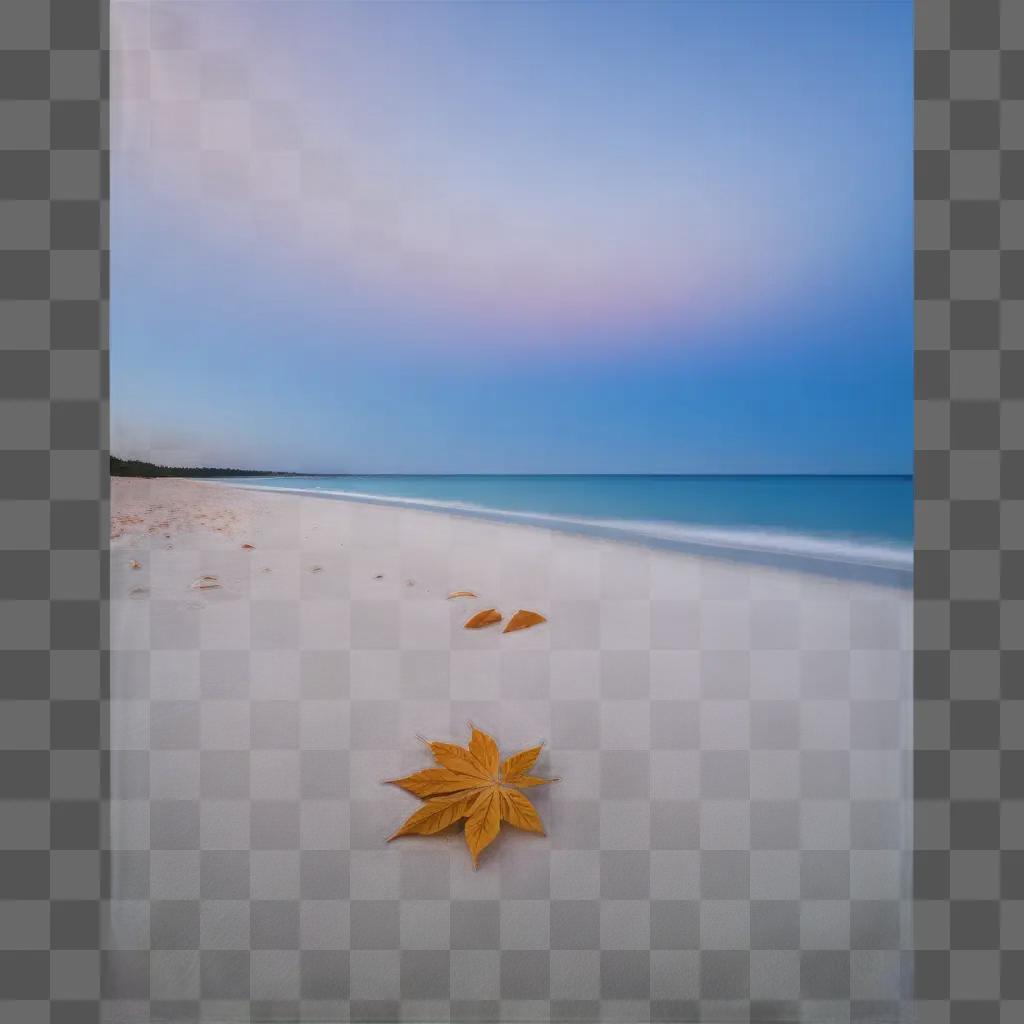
[{"left": 221, "top": 475, "right": 912, "bottom": 582}]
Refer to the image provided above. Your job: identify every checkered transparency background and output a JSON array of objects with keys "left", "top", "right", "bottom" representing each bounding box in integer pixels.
[
  {"left": 0, "top": 0, "right": 1014, "bottom": 1023},
  {"left": 1, "top": 1, "right": 108, "bottom": 1023},
  {"left": 915, "top": 0, "right": 1024, "bottom": 1022}
]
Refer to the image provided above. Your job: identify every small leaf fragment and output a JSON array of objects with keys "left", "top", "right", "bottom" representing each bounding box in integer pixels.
[
  {"left": 128, "top": 560, "right": 141, "bottom": 569},
  {"left": 447, "top": 590, "right": 477, "bottom": 599},
  {"left": 500, "top": 788, "right": 546, "bottom": 834},
  {"left": 503, "top": 609, "right": 546, "bottom": 633},
  {"left": 464, "top": 608, "right": 502, "bottom": 629},
  {"left": 509, "top": 774, "right": 556, "bottom": 788},
  {"left": 388, "top": 768, "right": 488, "bottom": 799},
  {"left": 428, "top": 741, "right": 491, "bottom": 781},
  {"left": 388, "top": 791, "right": 478, "bottom": 840},
  {"left": 241, "top": 543, "right": 255, "bottom": 550},
  {"left": 501, "top": 744, "right": 543, "bottom": 783},
  {"left": 464, "top": 789, "right": 502, "bottom": 866},
  {"left": 469, "top": 725, "right": 500, "bottom": 775}
]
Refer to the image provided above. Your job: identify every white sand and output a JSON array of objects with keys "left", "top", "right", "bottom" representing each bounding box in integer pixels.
[
  {"left": 108, "top": 477, "right": 912, "bottom": 993},
  {"left": 110, "top": 472, "right": 912, "bottom": 836}
]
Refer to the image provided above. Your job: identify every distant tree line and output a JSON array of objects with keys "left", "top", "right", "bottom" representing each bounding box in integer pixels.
[{"left": 111, "top": 456, "right": 308, "bottom": 478}]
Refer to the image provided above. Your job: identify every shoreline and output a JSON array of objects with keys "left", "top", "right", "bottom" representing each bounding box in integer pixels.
[{"left": 199, "top": 478, "right": 913, "bottom": 589}]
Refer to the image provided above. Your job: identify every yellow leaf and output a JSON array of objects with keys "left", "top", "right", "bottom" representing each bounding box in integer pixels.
[
  {"left": 500, "top": 788, "right": 545, "bottom": 834},
  {"left": 388, "top": 791, "right": 478, "bottom": 840},
  {"left": 469, "top": 725, "right": 500, "bottom": 775},
  {"left": 464, "top": 608, "right": 502, "bottom": 629},
  {"left": 387, "top": 727, "right": 557, "bottom": 866},
  {"left": 501, "top": 744, "right": 542, "bottom": 783},
  {"left": 387, "top": 768, "right": 488, "bottom": 799},
  {"left": 503, "top": 609, "right": 546, "bottom": 633},
  {"left": 464, "top": 789, "right": 501, "bottom": 866},
  {"left": 447, "top": 590, "right": 477, "bottom": 599}
]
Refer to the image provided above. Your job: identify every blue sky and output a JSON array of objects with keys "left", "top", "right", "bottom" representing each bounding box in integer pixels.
[{"left": 112, "top": 0, "right": 911, "bottom": 474}]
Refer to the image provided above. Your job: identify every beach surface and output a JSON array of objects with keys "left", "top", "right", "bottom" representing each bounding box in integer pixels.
[
  {"left": 107, "top": 477, "right": 912, "bottom": 1018},
  {"left": 110, "top": 476, "right": 913, "bottom": 666}
]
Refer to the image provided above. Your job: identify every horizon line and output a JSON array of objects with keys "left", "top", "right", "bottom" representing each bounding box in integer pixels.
[{"left": 111, "top": 460, "right": 912, "bottom": 480}]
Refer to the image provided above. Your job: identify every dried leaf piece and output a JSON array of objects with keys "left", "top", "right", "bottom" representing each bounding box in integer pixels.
[
  {"left": 387, "top": 767, "right": 487, "bottom": 799},
  {"left": 427, "top": 741, "right": 491, "bottom": 781},
  {"left": 499, "top": 788, "right": 545, "bottom": 834},
  {"left": 464, "top": 789, "right": 502, "bottom": 866},
  {"left": 128, "top": 560, "right": 142, "bottom": 570},
  {"left": 503, "top": 609, "right": 547, "bottom": 633},
  {"left": 388, "top": 790, "right": 478, "bottom": 839},
  {"left": 447, "top": 590, "right": 477, "bottom": 599},
  {"left": 241, "top": 543, "right": 255, "bottom": 550},
  {"left": 464, "top": 608, "right": 502, "bottom": 630},
  {"left": 469, "top": 724, "right": 500, "bottom": 775},
  {"left": 190, "top": 575, "right": 221, "bottom": 590},
  {"left": 387, "top": 726, "right": 556, "bottom": 867},
  {"left": 508, "top": 774, "right": 555, "bottom": 788},
  {"left": 501, "top": 744, "right": 542, "bottom": 783}
]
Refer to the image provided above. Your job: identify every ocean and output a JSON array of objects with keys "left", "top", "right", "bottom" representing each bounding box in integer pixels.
[{"left": 219, "top": 474, "right": 913, "bottom": 584}]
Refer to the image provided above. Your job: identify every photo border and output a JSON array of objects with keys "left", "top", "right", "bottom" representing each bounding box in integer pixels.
[{"left": 0, "top": 0, "right": 1013, "bottom": 1020}]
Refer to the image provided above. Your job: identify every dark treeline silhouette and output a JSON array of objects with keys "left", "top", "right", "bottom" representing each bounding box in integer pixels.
[{"left": 111, "top": 456, "right": 312, "bottom": 479}]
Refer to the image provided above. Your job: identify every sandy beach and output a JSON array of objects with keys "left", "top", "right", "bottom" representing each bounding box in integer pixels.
[
  {"left": 107, "top": 477, "right": 912, "bottom": 1018},
  {"left": 110, "top": 476, "right": 913, "bottom": 674}
]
